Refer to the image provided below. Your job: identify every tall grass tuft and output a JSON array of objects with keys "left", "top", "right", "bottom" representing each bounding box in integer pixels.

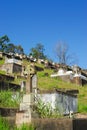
[
  {"left": 0, "top": 116, "right": 35, "bottom": 130},
  {"left": 16, "top": 124, "right": 35, "bottom": 130},
  {"left": 0, "top": 90, "right": 20, "bottom": 108},
  {"left": 0, "top": 116, "right": 10, "bottom": 130}
]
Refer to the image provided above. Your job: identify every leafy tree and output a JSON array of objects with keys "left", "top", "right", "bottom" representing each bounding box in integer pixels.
[
  {"left": 15, "top": 45, "right": 24, "bottom": 54},
  {"left": 5, "top": 43, "right": 15, "bottom": 53},
  {"left": 29, "top": 43, "right": 47, "bottom": 59},
  {"left": 0, "top": 35, "right": 24, "bottom": 55},
  {"left": 0, "top": 35, "right": 10, "bottom": 52}
]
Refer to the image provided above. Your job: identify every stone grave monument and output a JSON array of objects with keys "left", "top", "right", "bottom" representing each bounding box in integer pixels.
[{"left": 16, "top": 63, "right": 37, "bottom": 126}]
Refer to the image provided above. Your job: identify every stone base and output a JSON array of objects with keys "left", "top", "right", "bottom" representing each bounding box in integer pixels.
[
  {"left": 20, "top": 102, "right": 30, "bottom": 111},
  {"left": 16, "top": 93, "right": 35, "bottom": 127},
  {"left": 15, "top": 111, "right": 31, "bottom": 127}
]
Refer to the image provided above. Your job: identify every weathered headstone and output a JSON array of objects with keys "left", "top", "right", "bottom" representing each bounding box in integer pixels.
[
  {"left": 16, "top": 63, "right": 37, "bottom": 127},
  {"left": 25, "top": 63, "right": 36, "bottom": 93}
]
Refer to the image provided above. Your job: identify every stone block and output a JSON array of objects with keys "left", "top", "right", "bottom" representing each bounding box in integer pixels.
[
  {"left": 20, "top": 102, "right": 30, "bottom": 111},
  {"left": 15, "top": 112, "right": 31, "bottom": 126},
  {"left": 23, "top": 94, "right": 31, "bottom": 103}
]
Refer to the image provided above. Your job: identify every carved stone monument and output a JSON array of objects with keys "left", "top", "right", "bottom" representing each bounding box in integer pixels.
[
  {"left": 16, "top": 63, "right": 37, "bottom": 126},
  {"left": 26, "top": 64, "right": 36, "bottom": 93}
]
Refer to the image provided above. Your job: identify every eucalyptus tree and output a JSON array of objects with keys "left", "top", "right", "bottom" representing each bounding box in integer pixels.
[
  {"left": 0, "top": 35, "right": 10, "bottom": 52},
  {"left": 29, "top": 43, "right": 47, "bottom": 60},
  {"left": 15, "top": 45, "right": 24, "bottom": 54},
  {"left": 5, "top": 43, "right": 15, "bottom": 53},
  {"left": 0, "top": 35, "right": 24, "bottom": 55}
]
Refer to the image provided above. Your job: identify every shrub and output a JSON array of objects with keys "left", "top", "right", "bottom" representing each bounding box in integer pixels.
[{"left": 35, "top": 97, "right": 63, "bottom": 118}]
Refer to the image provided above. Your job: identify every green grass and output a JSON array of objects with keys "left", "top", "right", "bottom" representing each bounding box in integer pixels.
[
  {"left": 0, "top": 90, "right": 20, "bottom": 108},
  {"left": 0, "top": 116, "right": 35, "bottom": 130},
  {"left": 0, "top": 58, "right": 6, "bottom": 74},
  {"left": 12, "top": 76, "right": 26, "bottom": 85},
  {"left": 0, "top": 59, "right": 5, "bottom": 65},
  {"left": 78, "top": 102, "right": 87, "bottom": 113},
  {"left": 0, "top": 60, "right": 87, "bottom": 114},
  {"left": 17, "top": 124, "right": 35, "bottom": 130},
  {"left": 37, "top": 67, "right": 87, "bottom": 113},
  {"left": 0, "top": 70, "right": 6, "bottom": 74},
  {"left": 0, "top": 116, "right": 10, "bottom": 130},
  {"left": 37, "top": 68, "right": 78, "bottom": 90}
]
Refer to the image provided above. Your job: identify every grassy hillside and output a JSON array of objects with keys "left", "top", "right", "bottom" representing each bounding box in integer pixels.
[
  {"left": 0, "top": 58, "right": 87, "bottom": 113},
  {"left": 37, "top": 66, "right": 87, "bottom": 113},
  {"left": 12, "top": 60, "right": 87, "bottom": 113}
]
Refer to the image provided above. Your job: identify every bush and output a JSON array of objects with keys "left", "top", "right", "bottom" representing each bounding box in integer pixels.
[{"left": 35, "top": 97, "right": 63, "bottom": 118}]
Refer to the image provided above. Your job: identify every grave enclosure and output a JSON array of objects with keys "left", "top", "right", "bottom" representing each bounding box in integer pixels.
[{"left": 15, "top": 64, "right": 78, "bottom": 128}]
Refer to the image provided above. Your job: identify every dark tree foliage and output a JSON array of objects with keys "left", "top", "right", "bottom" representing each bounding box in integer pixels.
[
  {"left": 29, "top": 43, "right": 47, "bottom": 60},
  {"left": 0, "top": 35, "right": 10, "bottom": 52},
  {"left": 15, "top": 45, "right": 24, "bottom": 54},
  {"left": 0, "top": 35, "right": 24, "bottom": 54},
  {"left": 5, "top": 43, "right": 15, "bottom": 53}
]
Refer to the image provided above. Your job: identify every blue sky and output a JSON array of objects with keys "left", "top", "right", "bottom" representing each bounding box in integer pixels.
[{"left": 0, "top": 0, "right": 87, "bottom": 68}]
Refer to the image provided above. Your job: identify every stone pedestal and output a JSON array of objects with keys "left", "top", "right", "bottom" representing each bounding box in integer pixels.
[
  {"left": 16, "top": 94, "right": 35, "bottom": 126},
  {"left": 20, "top": 94, "right": 34, "bottom": 111},
  {"left": 15, "top": 111, "right": 31, "bottom": 127}
]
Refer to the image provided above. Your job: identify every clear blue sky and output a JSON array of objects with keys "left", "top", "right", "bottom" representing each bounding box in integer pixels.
[{"left": 0, "top": 0, "right": 87, "bottom": 68}]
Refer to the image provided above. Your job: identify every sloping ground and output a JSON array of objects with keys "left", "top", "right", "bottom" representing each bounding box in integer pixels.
[
  {"left": 0, "top": 57, "right": 87, "bottom": 113},
  {"left": 37, "top": 67, "right": 87, "bottom": 113}
]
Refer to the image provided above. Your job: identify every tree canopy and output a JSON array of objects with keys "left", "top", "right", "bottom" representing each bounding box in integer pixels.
[
  {"left": 29, "top": 43, "right": 47, "bottom": 60},
  {"left": 0, "top": 35, "right": 10, "bottom": 52},
  {"left": 0, "top": 35, "right": 24, "bottom": 54}
]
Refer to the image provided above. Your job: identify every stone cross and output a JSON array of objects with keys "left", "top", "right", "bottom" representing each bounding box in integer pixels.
[{"left": 26, "top": 64, "right": 36, "bottom": 94}]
